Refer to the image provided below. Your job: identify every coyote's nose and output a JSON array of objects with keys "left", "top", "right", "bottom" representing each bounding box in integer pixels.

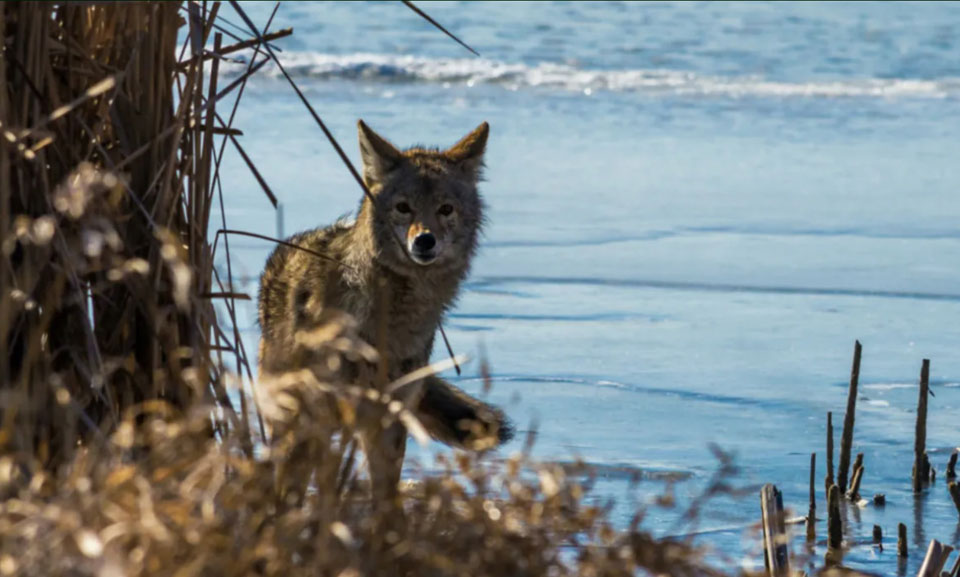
[{"left": 412, "top": 232, "right": 436, "bottom": 253}]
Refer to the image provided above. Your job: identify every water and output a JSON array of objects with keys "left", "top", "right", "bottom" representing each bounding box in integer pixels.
[{"left": 212, "top": 2, "right": 960, "bottom": 572}]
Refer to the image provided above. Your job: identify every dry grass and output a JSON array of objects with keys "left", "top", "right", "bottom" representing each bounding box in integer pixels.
[{"left": 0, "top": 3, "right": 744, "bottom": 575}]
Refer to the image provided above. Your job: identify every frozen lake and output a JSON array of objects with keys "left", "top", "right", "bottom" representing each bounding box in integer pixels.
[{"left": 214, "top": 2, "right": 960, "bottom": 572}]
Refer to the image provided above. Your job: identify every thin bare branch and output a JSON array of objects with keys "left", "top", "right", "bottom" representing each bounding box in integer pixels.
[{"left": 401, "top": 0, "right": 480, "bottom": 56}]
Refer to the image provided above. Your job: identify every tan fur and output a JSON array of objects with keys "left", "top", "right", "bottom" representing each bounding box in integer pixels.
[{"left": 258, "top": 120, "right": 511, "bottom": 499}]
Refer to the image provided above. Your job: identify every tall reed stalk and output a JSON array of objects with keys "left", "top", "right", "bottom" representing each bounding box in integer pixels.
[{"left": 0, "top": 2, "right": 257, "bottom": 465}]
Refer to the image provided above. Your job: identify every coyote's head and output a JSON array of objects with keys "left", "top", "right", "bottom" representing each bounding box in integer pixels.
[{"left": 356, "top": 120, "right": 488, "bottom": 275}]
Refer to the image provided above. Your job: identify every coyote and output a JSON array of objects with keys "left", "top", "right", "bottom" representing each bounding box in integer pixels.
[{"left": 258, "top": 120, "right": 512, "bottom": 499}]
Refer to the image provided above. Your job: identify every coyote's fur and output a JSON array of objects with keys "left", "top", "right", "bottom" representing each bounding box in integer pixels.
[{"left": 258, "top": 120, "right": 512, "bottom": 499}]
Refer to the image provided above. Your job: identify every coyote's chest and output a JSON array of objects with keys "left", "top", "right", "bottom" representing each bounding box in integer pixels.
[{"left": 339, "top": 271, "right": 452, "bottom": 371}]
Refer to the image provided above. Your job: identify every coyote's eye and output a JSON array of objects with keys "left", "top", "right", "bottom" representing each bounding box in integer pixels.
[
  {"left": 438, "top": 204, "right": 455, "bottom": 216},
  {"left": 395, "top": 202, "right": 412, "bottom": 214}
]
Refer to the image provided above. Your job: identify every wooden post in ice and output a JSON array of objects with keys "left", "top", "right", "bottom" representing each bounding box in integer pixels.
[
  {"left": 949, "top": 481, "right": 960, "bottom": 517},
  {"left": 897, "top": 523, "right": 908, "bottom": 557},
  {"left": 913, "top": 359, "right": 930, "bottom": 492},
  {"left": 825, "top": 411, "right": 835, "bottom": 496},
  {"left": 917, "top": 540, "right": 954, "bottom": 577},
  {"left": 947, "top": 449, "right": 958, "bottom": 480},
  {"left": 837, "top": 340, "right": 861, "bottom": 493},
  {"left": 827, "top": 484, "right": 842, "bottom": 550},
  {"left": 806, "top": 453, "right": 816, "bottom": 542},
  {"left": 760, "top": 484, "right": 789, "bottom": 577}
]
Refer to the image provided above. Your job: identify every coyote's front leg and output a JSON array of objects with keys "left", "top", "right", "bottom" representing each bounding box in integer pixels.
[{"left": 361, "top": 418, "right": 407, "bottom": 505}]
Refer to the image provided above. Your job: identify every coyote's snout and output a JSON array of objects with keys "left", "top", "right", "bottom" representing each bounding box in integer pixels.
[{"left": 258, "top": 119, "right": 512, "bottom": 500}]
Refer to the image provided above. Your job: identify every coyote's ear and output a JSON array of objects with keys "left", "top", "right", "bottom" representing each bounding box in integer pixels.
[
  {"left": 444, "top": 121, "right": 489, "bottom": 177},
  {"left": 358, "top": 120, "right": 402, "bottom": 187}
]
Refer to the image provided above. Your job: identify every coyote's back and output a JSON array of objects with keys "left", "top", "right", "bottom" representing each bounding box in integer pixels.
[{"left": 257, "top": 222, "right": 353, "bottom": 376}]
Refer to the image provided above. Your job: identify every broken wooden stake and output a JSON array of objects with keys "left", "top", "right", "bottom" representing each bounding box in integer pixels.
[
  {"left": 825, "top": 411, "right": 835, "bottom": 496},
  {"left": 949, "top": 481, "right": 960, "bottom": 517},
  {"left": 846, "top": 469, "right": 863, "bottom": 502},
  {"left": 873, "top": 493, "right": 885, "bottom": 506},
  {"left": 760, "top": 483, "right": 790, "bottom": 577},
  {"left": 837, "top": 340, "right": 861, "bottom": 493},
  {"left": 846, "top": 452, "right": 864, "bottom": 501},
  {"left": 948, "top": 449, "right": 958, "bottom": 480},
  {"left": 917, "top": 539, "right": 954, "bottom": 577},
  {"left": 913, "top": 359, "right": 931, "bottom": 492},
  {"left": 872, "top": 525, "right": 882, "bottom": 550},
  {"left": 851, "top": 452, "right": 863, "bottom": 476},
  {"left": 898, "top": 523, "right": 908, "bottom": 557},
  {"left": 827, "top": 484, "right": 842, "bottom": 550}
]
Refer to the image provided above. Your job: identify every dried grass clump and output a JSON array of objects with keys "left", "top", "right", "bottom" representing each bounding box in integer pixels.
[
  {"left": 0, "top": 335, "right": 731, "bottom": 577},
  {"left": 1, "top": 2, "right": 740, "bottom": 576}
]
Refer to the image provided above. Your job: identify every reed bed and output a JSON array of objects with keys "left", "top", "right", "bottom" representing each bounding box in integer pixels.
[
  {"left": 0, "top": 2, "right": 739, "bottom": 576},
  {"left": 3, "top": 2, "right": 212, "bottom": 463}
]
